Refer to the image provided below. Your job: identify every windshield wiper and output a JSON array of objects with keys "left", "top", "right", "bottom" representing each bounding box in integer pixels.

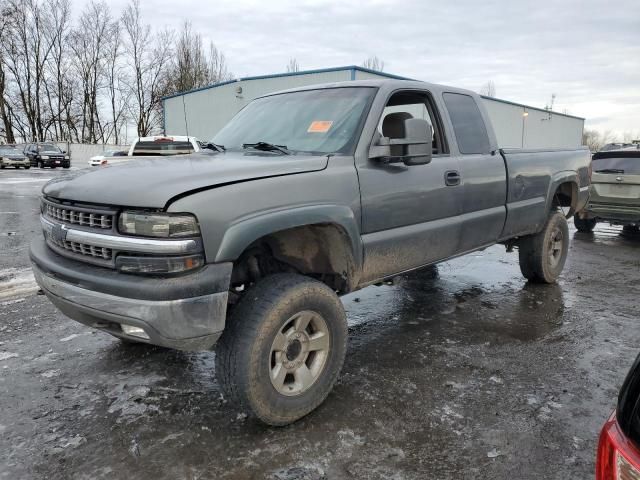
[
  {"left": 203, "top": 142, "right": 225, "bottom": 152},
  {"left": 242, "top": 142, "right": 290, "bottom": 155},
  {"left": 595, "top": 168, "right": 625, "bottom": 174}
]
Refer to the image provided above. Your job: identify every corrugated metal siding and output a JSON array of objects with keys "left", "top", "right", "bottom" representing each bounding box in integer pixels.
[
  {"left": 482, "top": 98, "right": 583, "bottom": 149},
  {"left": 354, "top": 70, "right": 389, "bottom": 80}
]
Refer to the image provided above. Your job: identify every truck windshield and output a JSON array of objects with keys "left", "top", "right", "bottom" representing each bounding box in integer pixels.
[
  {"left": 212, "top": 87, "right": 376, "bottom": 155},
  {"left": 593, "top": 155, "right": 640, "bottom": 175}
]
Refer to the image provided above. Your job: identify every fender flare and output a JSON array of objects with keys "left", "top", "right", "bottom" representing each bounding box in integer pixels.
[
  {"left": 545, "top": 171, "right": 579, "bottom": 216},
  {"left": 214, "top": 204, "right": 363, "bottom": 272}
]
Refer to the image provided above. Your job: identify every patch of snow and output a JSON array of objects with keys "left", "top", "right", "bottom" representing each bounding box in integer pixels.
[
  {"left": 59, "top": 334, "right": 81, "bottom": 342},
  {"left": 0, "top": 352, "right": 18, "bottom": 361}
]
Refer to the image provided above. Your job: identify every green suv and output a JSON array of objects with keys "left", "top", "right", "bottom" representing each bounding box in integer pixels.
[{"left": 575, "top": 148, "right": 640, "bottom": 233}]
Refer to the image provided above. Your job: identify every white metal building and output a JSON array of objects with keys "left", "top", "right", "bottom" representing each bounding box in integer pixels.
[{"left": 163, "top": 66, "right": 584, "bottom": 149}]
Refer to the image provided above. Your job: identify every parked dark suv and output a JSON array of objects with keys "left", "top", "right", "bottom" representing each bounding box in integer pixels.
[{"left": 24, "top": 143, "right": 70, "bottom": 169}]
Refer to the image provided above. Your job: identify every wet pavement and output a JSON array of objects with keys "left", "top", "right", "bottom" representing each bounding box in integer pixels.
[{"left": 1, "top": 166, "right": 640, "bottom": 479}]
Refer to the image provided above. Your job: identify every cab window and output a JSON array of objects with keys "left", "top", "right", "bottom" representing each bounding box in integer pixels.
[{"left": 377, "top": 91, "right": 448, "bottom": 155}]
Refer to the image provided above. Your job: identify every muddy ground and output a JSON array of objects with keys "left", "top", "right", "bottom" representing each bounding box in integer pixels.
[{"left": 1, "top": 167, "right": 639, "bottom": 479}]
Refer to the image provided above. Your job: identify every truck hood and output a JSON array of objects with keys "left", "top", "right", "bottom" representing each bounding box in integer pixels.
[{"left": 43, "top": 151, "right": 329, "bottom": 208}]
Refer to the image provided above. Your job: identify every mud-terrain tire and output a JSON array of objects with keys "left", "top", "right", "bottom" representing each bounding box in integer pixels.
[
  {"left": 518, "top": 211, "right": 569, "bottom": 284},
  {"left": 216, "top": 273, "right": 348, "bottom": 426},
  {"left": 574, "top": 216, "right": 596, "bottom": 232}
]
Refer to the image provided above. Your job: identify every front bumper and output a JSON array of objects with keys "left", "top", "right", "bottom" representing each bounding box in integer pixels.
[
  {"left": 1, "top": 158, "right": 30, "bottom": 167},
  {"left": 30, "top": 238, "right": 232, "bottom": 351}
]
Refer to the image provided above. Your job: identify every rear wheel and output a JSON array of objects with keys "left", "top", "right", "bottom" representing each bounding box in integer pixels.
[
  {"left": 622, "top": 225, "right": 639, "bottom": 234},
  {"left": 216, "top": 273, "right": 348, "bottom": 426},
  {"left": 0, "top": 165, "right": 4, "bottom": 169},
  {"left": 518, "top": 211, "right": 569, "bottom": 284},
  {"left": 25, "top": 166, "right": 30, "bottom": 170},
  {"left": 574, "top": 216, "right": 596, "bottom": 233}
]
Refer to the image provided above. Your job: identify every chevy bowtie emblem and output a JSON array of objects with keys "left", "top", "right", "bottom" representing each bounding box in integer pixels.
[
  {"left": 51, "top": 223, "right": 68, "bottom": 243},
  {"left": 616, "top": 176, "right": 623, "bottom": 182}
]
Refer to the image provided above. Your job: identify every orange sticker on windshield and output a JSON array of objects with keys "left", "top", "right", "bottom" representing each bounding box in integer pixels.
[{"left": 307, "top": 121, "right": 333, "bottom": 133}]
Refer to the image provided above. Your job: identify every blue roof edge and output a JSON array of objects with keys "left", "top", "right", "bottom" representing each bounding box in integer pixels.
[{"left": 161, "top": 65, "right": 413, "bottom": 101}]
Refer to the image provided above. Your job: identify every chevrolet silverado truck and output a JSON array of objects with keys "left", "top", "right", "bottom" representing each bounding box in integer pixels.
[
  {"left": 30, "top": 79, "right": 591, "bottom": 425},
  {"left": 574, "top": 148, "right": 640, "bottom": 233}
]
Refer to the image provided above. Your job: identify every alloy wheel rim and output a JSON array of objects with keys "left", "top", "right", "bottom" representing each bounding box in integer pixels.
[
  {"left": 548, "top": 227, "right": 564, "bottom": 268},
  {"left": 269, "top": 310, "right": 330, "bottom": 396}
]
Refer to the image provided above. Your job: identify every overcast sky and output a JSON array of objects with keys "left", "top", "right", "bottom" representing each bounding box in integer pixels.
[{"left": 106, "top": 0, "right": 639, "bottom": 137}]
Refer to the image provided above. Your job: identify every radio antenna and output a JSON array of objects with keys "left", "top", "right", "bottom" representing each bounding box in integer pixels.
[{"left": 182, "top": 95, "right": 190, "bottom": 137}]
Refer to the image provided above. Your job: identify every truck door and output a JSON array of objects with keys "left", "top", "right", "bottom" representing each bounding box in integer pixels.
[
  {"left": 441, "top": 93, "right": 507, "bottom": 252},
  {"left": 357, "top": 89, "right": 463, "bottom": 283}
]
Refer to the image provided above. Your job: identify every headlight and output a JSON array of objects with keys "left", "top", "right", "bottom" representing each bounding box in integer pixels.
[
  {"left": 118, "top": 211, "right": 200, "bottom": 238},
  {"left": 64, "top": 155, "right": 69, "bottom": 160},
  {"left": 116, "top": 254, "right": 204, "bottom": 274},
  {"left": 41, "top": 155, "right": 50, "bottom": 159}
]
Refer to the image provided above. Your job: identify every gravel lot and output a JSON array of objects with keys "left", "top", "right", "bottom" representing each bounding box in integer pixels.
[{"left": 1, "top": 166, "right": 639, "bottom": 479}]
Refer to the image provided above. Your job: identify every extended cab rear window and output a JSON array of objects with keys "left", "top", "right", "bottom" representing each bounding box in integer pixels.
[
  {"left": 592, "top": 152, "right": 640, "bottom": 175},
  {"left": 132, "top": 141, "right": 194, "bottom": 156},
  {"left": 442, "top": 93, "right": 490, "bottom": 155}
]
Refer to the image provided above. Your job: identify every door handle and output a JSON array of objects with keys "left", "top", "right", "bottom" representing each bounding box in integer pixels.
[{"left": 445, "top": 170, "right": 461, "bottom": 186}]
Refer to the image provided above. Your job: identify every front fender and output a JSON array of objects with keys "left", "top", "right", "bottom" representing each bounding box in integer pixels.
[{"left": 214, "top": 204, "right": 363, "bottom": 271}]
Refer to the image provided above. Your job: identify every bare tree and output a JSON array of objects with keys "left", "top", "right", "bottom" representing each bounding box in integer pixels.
[
  {"left": 104, "top": 20, "right": 127, "bottom": 144},
  {"left": 480, "top": 80, "right": 496, "bottom": 97},
  {"left": 0, "top": 0, "right": 16, "bottom": 143},
  {"left": 42, "top": 0, "right": 75, "bottom": 142},
  {"left": 286, "top": 58, "right": 300, "bottom": 73},
  {"left": 2, "top": 0, "right": 56, "bottom": 141},
  {"left": 582, "top": 129, "right": 618, "bottom": 152},
  {"left": 122, "top": 0, "right": 172, "bottom": 136},
  {"left": 70, "top": 1, "right": 114, "bottom": 143},
  {"left": 162, "top": 21, "right": 232, "bottom": 96},
  {"left": 362, "top": 55, "right": 384, "bottom": 72}
]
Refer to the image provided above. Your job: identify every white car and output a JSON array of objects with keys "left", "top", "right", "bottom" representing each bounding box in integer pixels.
[
  {"left": 127, "top": 135, "right": 202, "bottom": 157},
  {"left": 88, "top": 150, "right": 128, "bottom": 167}
]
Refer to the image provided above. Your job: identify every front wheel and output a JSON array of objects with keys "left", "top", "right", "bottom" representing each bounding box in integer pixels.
[
  {"left": 216, "top": 273, "right": 348, "bottom": 426},
  {"left": 574, "top": 216, "right": 596, "bottom": 232},
  {"left": 518, "top": 211, "right": 570, "bottom": 284}
]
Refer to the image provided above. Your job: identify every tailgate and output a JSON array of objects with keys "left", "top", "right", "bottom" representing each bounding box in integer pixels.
[{"left": 590, "top": 153, "right": 640, "bottom": 206}]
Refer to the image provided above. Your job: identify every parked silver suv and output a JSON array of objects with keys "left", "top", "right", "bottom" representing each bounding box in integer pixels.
[{"left": 575, "top": 148, "right": 640, "bottom": 233}]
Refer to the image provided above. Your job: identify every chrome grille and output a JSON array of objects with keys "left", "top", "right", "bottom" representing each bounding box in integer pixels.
[
  {"left": 43, "top": 201, "right": 114, "bottom": 229},
  {"left": 47, "top": 235, "right": 113, "bottom": 261}
]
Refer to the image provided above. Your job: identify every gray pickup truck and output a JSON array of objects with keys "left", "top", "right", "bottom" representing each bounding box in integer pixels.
[{"left": 30, "top": 79, "right": 590, "bottom": 425}]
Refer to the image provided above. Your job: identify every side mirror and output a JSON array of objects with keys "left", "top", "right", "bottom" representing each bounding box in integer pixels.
[{"left": 369, "top": 118, "right": 433, "bottom": 166}]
